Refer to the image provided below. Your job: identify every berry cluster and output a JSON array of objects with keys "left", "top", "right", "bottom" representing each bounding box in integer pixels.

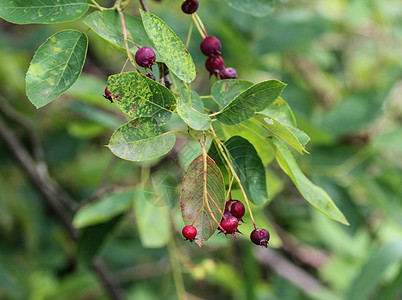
[
  {"left": 201, "top": 36, "right": 237, "bottom": 79},
  {"left": 182, "top": 198, "right": 270, "bottom": 247},
  {"left": 218, "top": 199, "right": 244, "bottom": 235}
]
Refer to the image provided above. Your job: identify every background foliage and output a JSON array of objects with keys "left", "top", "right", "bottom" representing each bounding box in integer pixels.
[{"left": 0, "top": 0, "right": 402, "bottom": 299}]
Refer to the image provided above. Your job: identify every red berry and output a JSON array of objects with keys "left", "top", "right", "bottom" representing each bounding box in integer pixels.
[
  {"left": 181, "top": 0, "right": 199, "bottom": 14},
  {"left": 228, "top": 200, "right": 245, "bottom": 220},
  {"left": 200, "top": 36, "right": 222, "bottom": 57},
  {"left": 220, "top": 67, "right": 237, "bottom": 79},
  {"left": 220, "top": 210, "right": 232, "bottom": 223},
  {"left": 182, "top": 225, "right": 197, "bottom": 241},
  {"left": 205, "top": 56, "right": 225, "bottom": 77},
  {"left": 135, "top": 47, "right": 156, "bottom": 70},
  {"left": 250, "top": 228, "right": 270, "bottom": 247},
  {"left": 220, "top": 216, "right": 239, "bottom": 235}
]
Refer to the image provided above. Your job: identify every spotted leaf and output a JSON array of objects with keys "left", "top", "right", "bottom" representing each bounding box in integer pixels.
[
  {"left": 107, "top": 72, "right": 176, "bottom": 126},
  {"left": 108, "top": 117, "right": 176, "bottom": 161},
  {"left": 26, "top": 29, "right": 88, "bottom": 108}
]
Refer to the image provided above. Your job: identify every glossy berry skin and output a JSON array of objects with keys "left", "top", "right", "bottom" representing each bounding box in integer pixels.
[
  {"left": 228, "top": 200, "right": 245, "bottom": 220},
  {"left": 200, "top": 36, "right": 222, "bottom": 57},
  {"left": 220, "top": 67, "right": 237, "bottom": 79},
  {"left": 144, "top": 73, "right": 156, "bottom": 81},
  {"left": 181, "top": 0, "right": 199, "bottom": 14},
  {"left": 220, "top": 216, "right": 239, "bottom": 234},
  {"left": 135, "top": 47, "right": 156, "bottom": 70},
  {"left": 220, "top": 210, "right": 232, "bottom": 223},
  {"left": 182, "top": 225, "right": 197, "bottom": 241},
  {"left": 205, "top": 56, "right": 225, "bottom": 77},
  {"left": 250, "top": 228, "right": 270, "bottom": 247}
]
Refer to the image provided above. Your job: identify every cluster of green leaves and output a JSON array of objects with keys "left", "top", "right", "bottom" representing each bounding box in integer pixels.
[
  {"left": 1, "top": 0, "right": 402, "bottom": 299},
  {"left": 0, "top": 0, "right": 348, "bottom": 247}
]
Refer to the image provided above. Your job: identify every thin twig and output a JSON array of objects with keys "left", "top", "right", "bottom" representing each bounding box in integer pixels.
[
  {"left": 158, "top": 63, "right": 172, "bottom": 89},
  {"left": 0, "top": 115, "right": 125, "bottom": 300},
  {"left": 91, "top": 259, "right": 125, "bottom": 300},
  {"left": 209, "top": 126, "right": 258, "bottom": 230},
  {"left": 119, "top": 11, "right": 140, "bottom": 72},
  {"left": 0, "top": 98, "right": 45, "bottom": 162},
  {"left": 200, "top": 138, "right": 225, "bottom": 232},
  {"left": 254, "top": 247, "right": 330, "bottom": 298},
  {"left": 0, "top": 116, "right": 78, "bottom": 238},
  {"left": 139, "top": 0, "right": 149, "bottom": 12},
  {"left": 185, "top": 21, "right": 194, "bottom": 50}
]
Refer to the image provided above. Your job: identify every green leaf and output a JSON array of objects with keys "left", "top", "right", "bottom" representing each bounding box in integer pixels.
[
  {"left": 26, "top": 30, "right": 88, "bottom": 108},
  {"left": 134, "top": 187, "right": 171, "bottom": 248},
  {"left": 84, "top": 10, "right": 159, "bottom": 60},
  {"left": 214, "top": 80, "right": 286, "bottom": 125},
  {"left": 108, "top": 117, "right": 176, "bottom": 161},
  {"left": 211, "top": 79, "right": 253, "bottom": 108},
  {"left": 254, "top": 114, "right": 309, "bottom": 154},
  {"left": 347, "top": 240, "right": 402, "bottom": 300},
  {"left": 260, "top": 97, "right": 297, "bottom": 127},
  {"left": 140, "top": 10, "right": 196, "bottom": 83},
  {"left": 77, "top": 215, "right": 123, "bottom": 264},
  {"left": 177, "top": 88, "right": 211, "bottom": 130},
  {"left": 225, "top": 136, "right": 268, "bottom": 205},
  {"left": 225, "top": 0, "right": 274, "bottom": 17},
  {"left": 180, "top": 154, "right": 226, "bottom": 247},
  {"left": 221, "top": 120, "right": 275, "bottom": 165},
  {"left": 73, "top": 191, "right": 134, "bottom": 228},
  {"left": 269, "top": 137, "right": 349, "bottom": 225},
  {"left": 0, "top": 0, "right": 88, "bottom": 24},
  {"left": 107, "top": 72, "right": 175, "bottom": 125}
]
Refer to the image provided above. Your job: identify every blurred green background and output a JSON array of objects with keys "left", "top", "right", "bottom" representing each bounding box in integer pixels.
[{"left": 0, "top": 0, "right": 402, "bottom": 299}]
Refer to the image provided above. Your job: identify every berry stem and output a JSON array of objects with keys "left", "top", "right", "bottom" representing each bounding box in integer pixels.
[
  {"left": 191, "top": 202, "right": 205, "bottom": 226},
  {"left": 138, "top": 0, "right": 149, "bottom": 12},
  {"left": 209, "top": 125, "right": 258, "bottom": 230},
  {"left": 90, "top": 0, "right": 104, "bottom": 11},
  {"left": 191, "top": 14, "right": 206, "bottom": 39},
  {"left": 118, "top": 10, "right": 140, "bottom": 73},
  {"left": 185, "top": 20, "right": 194, "bottom": 50},
  {"left": 126, "top": 39, "right": 140, "bottom": 49},
  {"left": 120, "top": 58, "right": 129, "bottom": 73},
  {"left": 200, "top": 137, "right": 226, "bottom": 232},
  {"left": 187, "top": 83, "right": 191, "bottom": 103},
  {"left": 194, "top": 13, "right": 208, "bottom": 37},
  {"left": 121, "top": 0, "right": 132, "bottom": 10},
  {"left": 225, "top": 176, "right": 234, "bottom": 202},
  {"left": 207, "top": 193, "right": 226, "bottom": 219}
]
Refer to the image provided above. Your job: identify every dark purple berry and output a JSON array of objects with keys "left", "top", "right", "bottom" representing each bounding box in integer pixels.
[
  {"left": 181, "top": 0, "right": 199, "bottom": 14},
  {"left": 103, "top": 86, "right": 113, "bottom": 103},
  {"left": 182, "top": 225, "right": 197, "bottom": 241},
  {"left": 144, "top": 73, "right": 156, "bottom": 81},
  {"left": 200, "top": 36, "right": 222, "bottom": 57},
  {"left": 205, "top": 56, "right": 225, "bottom": 77},
  {"left": 228, "top": 200, "right": 245, "bottom": 220},
  {"left": 220, "top": 216, "right": 239, "bottom": 235},
  {"left": 220, "top": 67, "right": 237, "bottom": 79},
  {"left": 220, "top": 210, "right": 232, "bottom": 223},
  {"left": 135, "top": 47, "right": 156, "bottom": 70},
  {"left": 250, "top": 228, "right": 270, "bottom": 247}
]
